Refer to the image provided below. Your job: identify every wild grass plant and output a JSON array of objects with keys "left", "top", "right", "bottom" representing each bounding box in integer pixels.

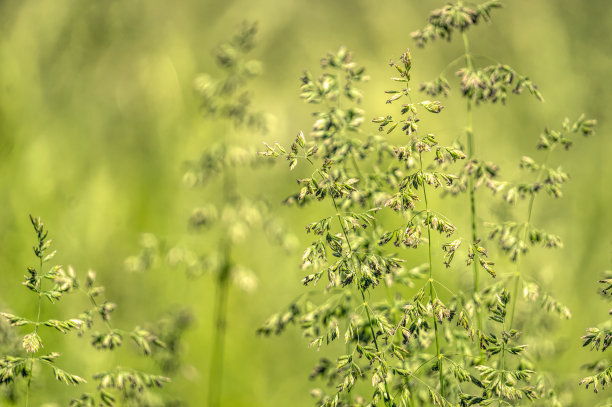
[
  {"left": 259, "top": 1, "right": 597, "bottom": 406},
  {"left": 412, "top": 1, "right": 596, "bottom": 404},
  {"left": 126, "top": 22, "right": 294, "bottom": 407},
  {"left": 580, "top": 270, "right": 612, "bottom": 405},
  {"left": 0, "top": 216, "right": 87, "bottom": 406},
  {"left": 259, "top": 45, "right": 481, "bottom": 406},
  {"left": 0, "top": 216, "right": 168, "bottom": 406}
]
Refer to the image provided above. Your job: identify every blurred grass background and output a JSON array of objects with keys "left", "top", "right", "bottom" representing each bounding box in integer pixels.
[{"left": 0, "top": 0, "right": 610, "bottom": 405}]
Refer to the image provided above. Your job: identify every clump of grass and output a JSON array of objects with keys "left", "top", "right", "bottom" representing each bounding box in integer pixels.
[
  {"left": 259, "top": 45, "right": 498, "bottom": 406},
  {"left": 412, "top": 2, "right": 597, "bottom": 404},
  {"left": 259, "top": 2, "right": 597, "bottom": 403}
]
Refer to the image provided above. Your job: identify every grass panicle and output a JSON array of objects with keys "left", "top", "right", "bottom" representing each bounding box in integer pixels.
[
  {"left": 580, "top": 269, "right": 612, "bottom": 399},
  {"left": 124, "top": 22, "right": 294, "bottom": 407},
  {"left": 0, "top": 216, "right": 170, "bottom": 406}
]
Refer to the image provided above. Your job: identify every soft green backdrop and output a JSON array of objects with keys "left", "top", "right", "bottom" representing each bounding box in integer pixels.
[{"left": 0, "top": 0, "right": 610, "bottom": 405}]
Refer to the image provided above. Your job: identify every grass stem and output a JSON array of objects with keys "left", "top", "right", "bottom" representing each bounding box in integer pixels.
[
  {"left": 25, "top": 254, "right": 44, "bottom": 407},
  {"left": 461, "top": 32, "right": 484, "bottom": 345},
  {"left": 208, "top": 256, "right": 230, "bottom": 407},
  {"left": 420, "top": 152, "right": 445, "bottom": 397}
]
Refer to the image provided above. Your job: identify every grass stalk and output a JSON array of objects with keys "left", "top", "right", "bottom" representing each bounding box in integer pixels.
[
  {"left": 420, "top": 153, "right": 445, "bottom": 397},
  {"left": 208, "top": 135, "right": 236, "bottom": 407},
  {"left": 462, "top": 31, "right": 484, "bottom": 340},
  {"left": 25, "top": 254, "right": 44, "bottom": 407},
  {"left": 208, "top": 253, "right": 230, "bottom": 407}
]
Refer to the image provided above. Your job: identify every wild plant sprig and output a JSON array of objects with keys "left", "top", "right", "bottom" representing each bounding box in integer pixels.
[
  {"left": 260, "top": 47, "right": 404, "bottom": 406},
  {"left": 485, "top": 116, "right": 596, "bottom": 328},
  {"left": 124, "top": 22, "right": 295, "bottom": 407},
  {"left": 70, "top": 269, "right": 164, "bottom": 356},
  {"left": 413, "top": 1, "right": 544, "bottom": 344},
  {"left": 0, "top": 224, "right": 170, "bottom": 406},
  {"left": 69, "top": 268, "right": 170, "bottom": 406},
  {"left": 375, "top": 50, "right": 498, "bottom": 405},
  {"left": 465, "top": 289, "right": 537, "bottom": 405},
  {"left": 190, "top": 23, "right": 304, "bottom": 407},
  {"left": 581, "top": 271, "right": 612, "bottom": 396},
  {"left": 260, "top": 46, "right": 505, "bottom": 407},
  {"left": 0, "top": 216, "right": 87, "bottom": 407},
  {"left": 471, "top": 116, "right": 593, "bottom": 405}
]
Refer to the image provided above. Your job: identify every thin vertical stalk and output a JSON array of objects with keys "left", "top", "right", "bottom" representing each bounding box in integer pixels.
[
  {"left": 25, "top": 255, "right": 44, "bottom": 407},
  {"left": 208, "top": 141, "right": 236, "bottom": 407},
  {"left": 208, "top": 251, "right": 230, "bottom": 407},
  {"left": 462, "top": 32, "right": 483, "bottom": 337},
  {"left": 419, "top": 153, "right": 444, "bottom": 397}
]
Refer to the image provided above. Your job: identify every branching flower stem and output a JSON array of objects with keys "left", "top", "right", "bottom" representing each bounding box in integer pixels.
[
  {"left": 419, "top": 152, "right": 445, "bottom": 397},
  {"left": 508, "top": 147, "right": 555, "bottom": 329},
  {"left": 330, "top": 190, "right": 393, "bottom": 406}
]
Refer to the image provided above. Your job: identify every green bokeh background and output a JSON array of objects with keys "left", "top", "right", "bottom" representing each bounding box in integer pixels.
[{"left": 0, "top": 0, "right": 611, "bottom": 405}]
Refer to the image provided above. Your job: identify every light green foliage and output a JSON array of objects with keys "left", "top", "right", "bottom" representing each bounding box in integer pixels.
[
  {"left": 411, "top": 1, "right": 502, "bottom": 46},
  {"left": 485, "top": 115, "right": 595, "bottom": 329},
  {"left": 72, "top": 268, "right": 170, "bottom": 406}
]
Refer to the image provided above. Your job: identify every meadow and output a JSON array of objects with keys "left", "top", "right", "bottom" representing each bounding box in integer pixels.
[{"left": 0, "top": 1, "right": 611, "bottom": 406}]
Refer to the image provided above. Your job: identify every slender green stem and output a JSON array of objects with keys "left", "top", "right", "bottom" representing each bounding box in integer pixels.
[
  {"left": 208, "top": 251, "right": 230, "bottom": 407},
  {"left": 501, "top": 323, "right": 506, "bottom": 374},
  {"left": 462, "top": 32, "right": 473, "bottom": 70},
  {"left": 25, "top": 350, "right": 35, "bottom": 406},
  {"left": 461, "top": 31, "right": 488, "bottom": 368},
  {"left": 461, "top": 32, "right": 484, "bottom": 343},
  {"left": 419, "top": 153, "right": 444, "bottom": 397},
  {"left": 208, "top": 138, "right": 237, "bottom": 407},
  {"left": 26, "top": 255, "right": 44, "bottom": 407}
]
